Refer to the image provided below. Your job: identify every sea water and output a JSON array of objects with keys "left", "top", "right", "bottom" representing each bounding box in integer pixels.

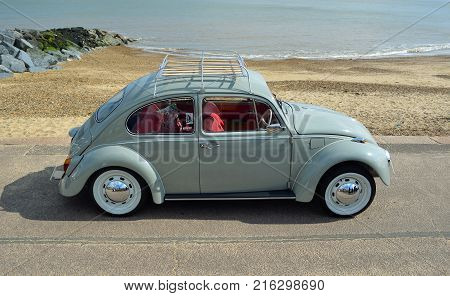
[{"left": 1, "top": 0, "right": 449, "bottom": 59}]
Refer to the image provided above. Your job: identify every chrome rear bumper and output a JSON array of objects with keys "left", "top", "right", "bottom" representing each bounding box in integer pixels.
[{"left": 50, "top": 165, "right": 65, "bottom": 181}]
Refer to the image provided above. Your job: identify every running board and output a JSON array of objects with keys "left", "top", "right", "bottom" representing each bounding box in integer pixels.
[{"left": 165, "top": 190, "right": 296, "bottom": 201}]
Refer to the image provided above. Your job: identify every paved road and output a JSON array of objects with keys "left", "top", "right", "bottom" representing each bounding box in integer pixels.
[{"left": 0, "top": 142, "right": 448, "bottom": 275}]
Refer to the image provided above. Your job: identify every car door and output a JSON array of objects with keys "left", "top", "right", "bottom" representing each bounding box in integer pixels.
[
  {"left": 124, "top": 95, "right": 200, "bottom": 194},
  {"left": 199, "top": 95, "right": 291, "bottom": 193}
]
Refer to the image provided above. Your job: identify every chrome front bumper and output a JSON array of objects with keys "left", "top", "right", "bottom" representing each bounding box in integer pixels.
[{"left": 385, "top": 149, "right": 394, "bottom": 174}]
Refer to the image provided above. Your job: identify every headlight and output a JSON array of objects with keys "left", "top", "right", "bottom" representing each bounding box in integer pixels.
[{"left": 351, "top": 137, "right": 367, "bottom": 144}]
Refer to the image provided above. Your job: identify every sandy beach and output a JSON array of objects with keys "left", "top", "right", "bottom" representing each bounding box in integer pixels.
[{"left": 0, "top": 46, "right": 448, "bottom": 137}]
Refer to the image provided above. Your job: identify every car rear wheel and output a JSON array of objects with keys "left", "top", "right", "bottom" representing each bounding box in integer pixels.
[
  {"left": 317, "top": 165, "right": 376, "bottom": 217},
  {"left": 91, "top": 169, "right": 145, "bottom": 215}
]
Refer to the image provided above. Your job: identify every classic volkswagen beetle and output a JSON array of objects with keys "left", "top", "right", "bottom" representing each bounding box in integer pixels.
[{"left": 52, "top": 50, "right": 391, "bottom": 217}]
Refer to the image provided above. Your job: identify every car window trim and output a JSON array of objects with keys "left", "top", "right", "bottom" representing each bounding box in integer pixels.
[
  {"left": 125, "top": 96, "right": 196, "bottom": 136},
  {"left": 96, "top": 89, "right": 125, "bottom": 123},
  {"left": 201, "top": 95, "right": 285, "bottom": 135}
]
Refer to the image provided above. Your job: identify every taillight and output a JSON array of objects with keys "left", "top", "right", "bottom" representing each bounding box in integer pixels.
[{"left": 63, "top": 157, "right": 71, "bottom": 173}]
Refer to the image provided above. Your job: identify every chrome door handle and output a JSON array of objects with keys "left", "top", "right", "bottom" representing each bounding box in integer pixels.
[{"left": 200, "top": 143, "right": 220, "bottom": 149}]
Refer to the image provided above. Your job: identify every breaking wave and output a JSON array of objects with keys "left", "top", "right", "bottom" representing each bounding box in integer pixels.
[{"left": 133, "top": 43, "right": 450, "bottom": 60}]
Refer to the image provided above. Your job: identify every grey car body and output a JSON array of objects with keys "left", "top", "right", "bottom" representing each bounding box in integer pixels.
[{"left": 55, "top": 51, "right": 391, "bottom": 217}]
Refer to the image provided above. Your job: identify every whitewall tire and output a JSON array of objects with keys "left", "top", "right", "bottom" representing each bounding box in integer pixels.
[
  {"left": 91, "top": 169, "right": 146, "bottom": 215},
  {"left": 317, "top": 165, "right": 376, "bottom": 217}
]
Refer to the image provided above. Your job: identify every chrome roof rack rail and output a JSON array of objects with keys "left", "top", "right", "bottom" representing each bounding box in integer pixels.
[{"left": 152, "top": 49, "right": 251, "bottom": 96}]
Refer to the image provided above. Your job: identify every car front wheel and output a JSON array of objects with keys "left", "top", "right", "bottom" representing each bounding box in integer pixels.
[
  {"left": 91, "top": 169, "right": 145, "bottom": 215},
  {"left": 317, "top": 165, "right": 376, "bottom": 217}
]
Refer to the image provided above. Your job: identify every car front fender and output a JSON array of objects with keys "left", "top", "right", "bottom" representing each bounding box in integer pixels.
[
  {"left": 292, "top": 140, "right": 391, "bottom": 202},
  {"left": 58, "top": 145, "right": 166, "bottom": 204}
]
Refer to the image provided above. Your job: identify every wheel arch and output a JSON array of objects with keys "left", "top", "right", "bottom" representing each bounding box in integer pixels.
[
  {"left": 319, "top": 160, "right": 377, "bottom": 180},
  {"left": 86, "top": 165, "right": 150, "bottom": 194},
  {"left": 292, "top": 140, "right": 390, "bottom": 202},
  {"left": 59, "top": 145, "right": 166, "bottom": 204}
]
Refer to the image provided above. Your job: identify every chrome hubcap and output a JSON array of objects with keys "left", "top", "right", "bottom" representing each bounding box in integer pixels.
[
  {"left": 325, "top": 172, "right": 372, "bottom": 216},
  {"left": 336, "top": 182, "right": 360, "bottom": 205},
  {"left": 105, "top": 180, "right": 130, "bottom": 202},
  {"left": 330, "top": 177, "right": 362, "bottom": 206},
  {"left": 93, "top": 170, "right": 142, "bottom": 215},
  {"left": 102, "top": 176, "right": 134, "bottom": 204}
]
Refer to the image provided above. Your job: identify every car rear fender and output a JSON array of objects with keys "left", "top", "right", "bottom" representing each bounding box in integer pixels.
[
  {"left": 292, "top": 140, "right": 391, "bottom": 202},
  {"left": 60, "top": 145, "right": 166, "bottom": 204}
]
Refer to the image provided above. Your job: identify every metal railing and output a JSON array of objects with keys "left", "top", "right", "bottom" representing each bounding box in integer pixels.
[{"left": 152, "top": 49, "right": 252, "bottom": 96}]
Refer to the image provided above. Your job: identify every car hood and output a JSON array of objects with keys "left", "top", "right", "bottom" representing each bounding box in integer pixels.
[{"left": 287, "top": 102, "right": 376, "bottom": 143}]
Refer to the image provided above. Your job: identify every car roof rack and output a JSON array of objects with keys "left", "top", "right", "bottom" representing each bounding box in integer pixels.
[{"left": 152, "top": 49, "right": 252, "bottom": 96}]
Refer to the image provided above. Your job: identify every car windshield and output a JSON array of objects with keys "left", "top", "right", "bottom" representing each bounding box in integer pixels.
[
  {"left": 272, "top": 93, "right": 283, "bottom": 109},
  {"left": 280, "top": 101, "right": 292, "bottom": 116},
  {"left": 96, "top": 88, "right": 125, "bottom": 122}
]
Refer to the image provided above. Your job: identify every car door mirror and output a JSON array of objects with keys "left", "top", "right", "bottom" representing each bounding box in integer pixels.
[{"left": 266, "top": 123, "right": 285, "bottom": 134}]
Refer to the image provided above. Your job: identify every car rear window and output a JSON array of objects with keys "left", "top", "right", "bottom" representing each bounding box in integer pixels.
[
  {"left": 127, "top": 97, "right": 195, "bottom": 134},
  {"left": 96, "top": 89, "right": 124, "bottom": 122}
]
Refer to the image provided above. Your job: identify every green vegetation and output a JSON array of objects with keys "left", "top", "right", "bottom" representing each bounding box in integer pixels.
[{"left": 38, "top": 30, "right": 73, "bottom": 52}]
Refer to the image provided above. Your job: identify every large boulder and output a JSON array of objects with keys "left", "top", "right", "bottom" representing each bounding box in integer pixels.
[
  {"left": 2, "top": 29, "right": 23, "bottom": 40},
  {"left": 16, "top": 29, "right": 41, "bottom": 48},
  {"left": 0, "top": 41, "right": 19, "bottom": 56},
  {"left": 0, "top": 33, "right": 15, "bottom": 45},
  {"left": 47, "top": 50, "right": 69, "bottom": 62},
  {"left": 47, "top": 65, "right": 62, "bottom": 70},
  {"left": 15, "top": 50, "right": 35, "bottom": 68},
  {"left": 61, "top": 48, "right": 81, "bottom": 60},
  {"left": 0, "top": 54, "right": 26, "bottom": 73},
  {"left": 51, "top": 27, "right": 100, "bottom": 48},
  {"left": 27, "top": 48, "right": 58, "bottom": 67},
  {"left": 0, "top": 64, "right": 12, "bottom": 73},
  {"left": 15, "top": 27, "right": 133, "bottom": 53},
  {"left": 14, "top": 38, "right": 33, "bottom": 51},
  {"left": 49, "top": 27, "right": 131, "bottom": 48},
  {"left": 0, "top": 44, "right": 9, "bottom": 55},
  {"left": 0, "top": 73, "right": 13, "bottom": 79},
  {"left": 0, "top": 27, "right": 135, "bottom": 75},
  {"left": 113, "top": 33, "right": 130, "bottom": 44},
  {"left": 28, "top": 66, "right": 47, "bottom": 73},
  {"left": 23, "top": 28, "right": 81, "bottom": 52},
  {"left": 101, "top": 33, "right": 122, "bottom": 46}
]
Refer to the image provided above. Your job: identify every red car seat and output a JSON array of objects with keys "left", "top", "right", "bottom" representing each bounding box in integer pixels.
[
  {"left": 203, "top": 102, "right": 224, "bottom": 132},
  {"left": 136, "top": 104, "right": 163, "bottom": 133}
]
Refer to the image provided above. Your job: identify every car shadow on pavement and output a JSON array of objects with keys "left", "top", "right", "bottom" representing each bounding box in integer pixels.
[{"left": 0, "top": 167, "right": 339, "bottom": 224}]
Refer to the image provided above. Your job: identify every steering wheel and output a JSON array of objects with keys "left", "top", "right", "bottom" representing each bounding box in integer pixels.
[{"left": 259, "top": 109, "right": 273, "bottom": 129}]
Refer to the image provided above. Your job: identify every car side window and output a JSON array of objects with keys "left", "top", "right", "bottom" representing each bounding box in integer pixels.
[
  {"left": 127, "top": 97, "right": 194, "bottom": 134},
  {"left": 202, "top": 97, "right": 279, "bottom": 133},
  {"left": 254, "top": 100, "right": 280, "bottom": 128}
]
